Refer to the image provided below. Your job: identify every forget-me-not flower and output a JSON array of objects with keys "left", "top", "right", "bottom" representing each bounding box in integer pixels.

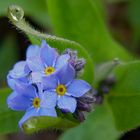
[
  {"left": 27, "top": 40, "right": 70, "bottom": 83},
  {"left": 7, "top": 39, "right": 94, "bottom": 129},
  {"left": 7, "top": 61, "right": 30, "bottom": 90},
  {"left": 7, "top": 43, "right": 41, "bottom": 89},
  {"left": 7, "top": 83, "right": 57, "bottom": 127},
  {"left": 42, "top": 63, "right": 91, "bottom": 113}
]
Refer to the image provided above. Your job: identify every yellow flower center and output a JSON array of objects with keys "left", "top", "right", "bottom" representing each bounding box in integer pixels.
[
  {"left": 56, "top": 85, "right": 67, "bottom": 96},
  {"left": 33, "top": 98, "right": 40, "bottom": 108},
  {"left": 45, "top": 67, "right": 55, "bottom": 75}
]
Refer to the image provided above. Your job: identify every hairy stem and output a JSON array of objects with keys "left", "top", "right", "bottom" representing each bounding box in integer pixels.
[{"left": 7, "top": 5, "right": 82, "bottom": 48}]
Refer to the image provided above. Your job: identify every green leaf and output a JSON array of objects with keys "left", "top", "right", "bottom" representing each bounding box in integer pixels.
[
  {"left": 60, "top": 103, "right": 120, "bottom": 140},
  {"left": 0, "top": 88, "right": 23, "bottom": 134},
  {"left": 107, "top": 61, "right": 140, "bottom": 131},
  {"left": 0, "top": 37, "right": 18, "bottom": 82},
  {"left": 47, "top": 0, "right": 131, "bottom": 63},
  {"left": 23, "top": 116, "right": 78, "bottom": 134}
]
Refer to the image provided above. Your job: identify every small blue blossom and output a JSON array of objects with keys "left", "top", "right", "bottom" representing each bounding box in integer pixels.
[
  {"left": 7, "top": 83, "right": 57, "bottom": 127},
  {"left": 7, "top": 61, "right": 30, "bottom": 90},
  {"left": 7, "top": 40, "right": 93, "bottom": 128},
  {"left": 7, "top": 40, "right": 70, "bottom": 87},
  {"left": 7, "top": 44, "right": 41, "bottom": 89},
  {"left": 27, "top": 40, "right": 70, "bottom": 83},
  {"left": 42, "top": 63, "right": 91, "bottom": 113}
]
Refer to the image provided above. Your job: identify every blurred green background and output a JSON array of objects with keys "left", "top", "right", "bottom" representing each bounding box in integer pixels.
[{"left": 0, "top": 0, "right": 140, "bottom": 140}]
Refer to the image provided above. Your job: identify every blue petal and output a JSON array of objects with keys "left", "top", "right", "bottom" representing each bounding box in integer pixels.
[
  {"left": 42, "top": 91, "right": 57, "bottom": 108},
  {"left": 42, "top": 75, "right": 58, "bottom": 91},
  {"left": 7, "top": 92, "right": 31, "bottom": 111},
  {"left": 57, "top": 95, "right": 77, "bottom": 113},
  {"left": 55, "top": 54, "right": 70, "bottom": 70},
  {"left": 56, "top": 63, "right": 75, "bottom": 85},
  {"left": 40, "top": 40, "right": 58, "bottom": 66},
  {"left": 7, "top": 75, "right": 30, "bottom": 90},
  {"left": 38, "top": 108, "right": 57, "bottom": 117},
  {"left": 26, "top": 45, "right": 40, "bottom": 58},
  {"left": 19, "top": 107, "right": 57, "bottom": 128},
  {"left": 27, "top": 57, "right": 44, "bottom": 72},
  {"left": 67, "top": 80, "right": 91, "bottom": 97},
  {"left": 18, "top": 76, "right": 30, "bottom": 84},
  {"left": 31, "top": 72, "right": 45, "bottom": 83},
  {"left": 36, "top": 83, "right": 43, "bottom": 93},
  {"left": 7, "top": 74, "right": 16, "bottom": 90},
  {"left": 15, "top": 83, "right": 36, "bottom": 98},
  {"left": 7, "top": 91, "right": 17, "bottom": 104},
  {"left": 9, "top": 61, "right": 30, "bottom": 78}
]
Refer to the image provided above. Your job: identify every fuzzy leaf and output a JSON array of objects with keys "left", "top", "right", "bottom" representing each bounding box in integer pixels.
[{"left": 23, "top": 116, "right": 79, "bottom": 134}]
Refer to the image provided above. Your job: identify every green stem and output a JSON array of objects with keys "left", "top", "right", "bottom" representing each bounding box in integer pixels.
[{"left": 7, "top": 5, "right": 82, "bottom": 48}]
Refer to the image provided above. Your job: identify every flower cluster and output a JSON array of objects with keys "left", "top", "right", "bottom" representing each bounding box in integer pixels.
[{"left": 7, "top": 40, "right": 92, "bottom": 127}]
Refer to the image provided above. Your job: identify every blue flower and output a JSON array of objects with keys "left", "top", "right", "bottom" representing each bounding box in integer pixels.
[
  {"left": 7, "top": 44, "right": 41, "bottom": 89},
  {"left": 7, "top": 40, "right": 70, "bottom": 87},
  {"left": 7, "top": 61, "right": 30, "bottom": 90},
  {"left": 7, "top": 39, "right": 93, "bottom": 129},
  {"left": 42, "top": 63, "right": 91, "bottom": 113},
  {"left": 27, "top": 40, "right": 70, "bottom": 83},
  {"left": 7, "top": 83, "right": 57, "bottom": 127}
]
